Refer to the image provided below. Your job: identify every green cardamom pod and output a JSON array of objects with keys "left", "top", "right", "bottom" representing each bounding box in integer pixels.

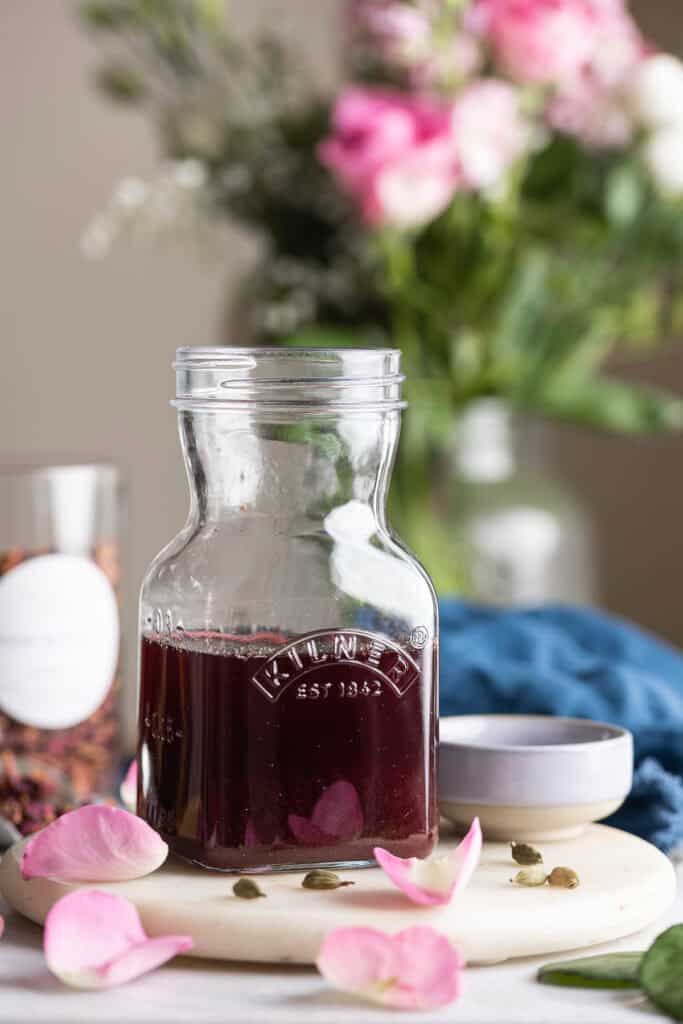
[
  {"left": 511, "top": 865, "right": 548, "bottom": 887},
  {"left": 233, "top": 877, "right": 266, "bottom": 900},
  {"left": 511, "top": 841, "right": 543, "bottom": 865},
  {"left": 548, "top": 866, "right": 579, "bottom": 889},
  {"left": 301, "top": 869, "right": 355, "bottom": 890}
]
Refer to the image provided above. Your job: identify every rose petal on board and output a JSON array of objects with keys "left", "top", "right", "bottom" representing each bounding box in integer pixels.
[
  {"left": 44, "top": 889, "right": 192, "bottom": 989},
  {"left": 316, "top": 925, "right": 464, "bottom": 1010},
  {"left": 21, "top": 805, "right": 168, "bottom": 882},
  {"left": 120, "top": 760, "right": 138, "bottom": 812},
  {"left": 374, "top": 817, "right": 482, "bottom": 906}
]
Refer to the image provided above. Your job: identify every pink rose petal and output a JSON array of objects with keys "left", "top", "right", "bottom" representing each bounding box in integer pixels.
[
  {"left": 316, "top": 925, "right": 464, "bottom": 1010},
  {"left": 120, "top": 760, "right": 138, "bottom": 812},
  {"left": 0, "top": 914, "right": 4, "bottom": 939},
  {"left": 288, "top": 780, "right": 363, "bottom": 845},
  {"left": 288, "top": 816, "right": 333, "bottom": 846},
  {"left": 44, "top": 890, "right": 192, "bottom": 989},
  {"left": 374, "top": 817, "right": 482, "bottom": 906},
  {"left": 311, "top": 780, "right": 363, "bottom": 839},
  {"left": 22, "top": 805, "right": 168, "bottom": 882}
]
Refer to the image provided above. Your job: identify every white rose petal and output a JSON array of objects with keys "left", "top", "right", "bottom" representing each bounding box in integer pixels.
[
  {"left": 644, "top": 127, "right": 683, "bottom": 196},
  {"left": 632, "top": 55, "right": 683, "bottom": 129}
]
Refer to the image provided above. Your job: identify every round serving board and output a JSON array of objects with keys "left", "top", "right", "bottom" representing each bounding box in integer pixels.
[{"left": 0, "top": 824, "right": 675, "bottom": 966}]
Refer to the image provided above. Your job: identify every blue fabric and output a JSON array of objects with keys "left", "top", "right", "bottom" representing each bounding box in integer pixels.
[{"left": 438, "top": 599, "right": 683, "bottom": 851}]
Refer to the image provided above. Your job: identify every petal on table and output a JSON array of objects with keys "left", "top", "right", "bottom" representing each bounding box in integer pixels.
[
  {"left": 317, "top": 926, "right": 398, "bottom": 993},
  {"left": 374, "top": 817, "right": 482, "bottom": 906},
  {"left": 44, "top": 889, "right": 192, "bottom": 989},
  {"left": 316, "top": 925, "right": 464, "bottom": 1010},
  {"left": 390, "top": 926, "right": 465, "bottom": 1009},
  {"left": 22, "top": 805, "right": 168, "bottom": 882}
]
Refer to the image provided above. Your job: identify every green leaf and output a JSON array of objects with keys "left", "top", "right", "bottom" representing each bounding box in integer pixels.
[
  {"left": 605, "top": 165, "right": 643, "bottom": 228},
  {"left": 94, "top": 63, "right": 146, "bottom": 104},
  {"left": 640, "top": 924, "right": 683, "bottom": 1020},
  {"left": 530, "top": 377, "right": 683, "bottom": 434},
  {"left": 489, "top": 249, "right": 549, "bottom": 366},
  {"left": 538, "top": 953, "right": 643, "bottom": 989},
  {"left": 195, "top": 0, "right": 227, "bottom": 32},
  {"left": 80, "top": 2, "right": 134, "bottom": 30}
]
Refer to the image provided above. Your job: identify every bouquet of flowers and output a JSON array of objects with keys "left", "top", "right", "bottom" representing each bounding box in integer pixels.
[{"left": 81, "top": 0, "right": 683, "bottom": 579}]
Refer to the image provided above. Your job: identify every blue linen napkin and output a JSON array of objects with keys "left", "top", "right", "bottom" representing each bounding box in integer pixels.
[{"left": 439, "top": 599, "right": 683, "bottom": 851}]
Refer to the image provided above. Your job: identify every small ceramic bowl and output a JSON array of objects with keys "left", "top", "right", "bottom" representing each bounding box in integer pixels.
[{"left": 439, "top": 714, "right": 633, "bottom": 841}]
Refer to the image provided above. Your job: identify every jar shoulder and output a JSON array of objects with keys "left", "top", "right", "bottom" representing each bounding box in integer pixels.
[{"left": 140, "top": 515, "right": 437, "bottom": 635}]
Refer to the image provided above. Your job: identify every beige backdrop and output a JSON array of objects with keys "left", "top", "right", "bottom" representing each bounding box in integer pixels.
[{"left": 1, "top": 1, "right": 681, "bottom": 748}]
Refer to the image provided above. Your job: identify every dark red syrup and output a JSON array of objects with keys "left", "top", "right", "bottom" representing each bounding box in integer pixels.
[{"left": 137, "top": 629, "right": 437, "bottom": 871}]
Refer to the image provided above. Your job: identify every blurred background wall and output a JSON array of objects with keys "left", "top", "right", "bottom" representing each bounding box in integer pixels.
[{"left": 1, "top": 0, "right": 681, "bottom": 743}]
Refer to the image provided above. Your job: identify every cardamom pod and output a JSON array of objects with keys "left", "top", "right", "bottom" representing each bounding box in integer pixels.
[
  {"left": 301, "top": 869, "right": 355, "bottom": 890},
  {"left": 233, "top": 877, "right": 266, "bottom": 899},
  {"left": 511, "top": 841, "right": 543, "bottom": 865},
  {"left": 548, "top": 866, "right": 579, "bottom": 889},
  {"left": 511, "top": 865, "right": 548, "bottom": 887}
]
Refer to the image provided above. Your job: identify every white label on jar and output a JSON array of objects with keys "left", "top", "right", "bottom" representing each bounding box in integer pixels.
[{"left": 0, "top": 554, "right": 120, "bottom": 729}]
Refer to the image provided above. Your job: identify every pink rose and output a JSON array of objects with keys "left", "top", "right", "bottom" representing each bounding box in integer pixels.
[
  {"left": 477, "top": 0, "right": 599, "bottom": 85},
  {"left": 547, "top": 2, "right": 644, "bottom": 147},
  {"left": 451, "top": 79, "right": 529, "bottom": 189},
  {"left": 319, "top": 88, "right": 460, "bottom": 228},
  {"left": 548, "top": 81, "right": 634, "bottom": 148}
]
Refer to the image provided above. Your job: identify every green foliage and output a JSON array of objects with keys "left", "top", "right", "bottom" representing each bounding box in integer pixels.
[
  {"left": 538, "top": 952, "right": 643, "bottom": 989},
  {"left": 80, "top": 2, "right": 683, "bottom": 586},
  {"left": 640, "top": 925, "right": 683, "bottom": 1020},
  {"left": 94, "top": 63, "right": 146, "bottom": 103},
  {"left": 539, "top": 925, "right": 683, "bottom": 1021}
]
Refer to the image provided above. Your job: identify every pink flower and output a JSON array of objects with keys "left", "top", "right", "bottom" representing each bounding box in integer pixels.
[
  {"left": 548, "top": 81, "right": 634, "bottom": 148},
  {"left": 120, "top": 759, "right": 138, "bottom": 812},
  {"left": 451, "top": 79, "right": 529, "bottom": 189},
  {"left": 0, "top": 915, "right": 4, "bottom": 940},
  {"left": 478, "top": 0, "right": 599, "bottom": 85},
  {"left": 21, "top": 805, "right": 168, "bottom": 883},
  {"left": 44, "top": 890, "right": 192, "bottom": 989},
  {"left": 317, "top": 925, "right": 464, "bottom": 1010},
  {"left": 289, "top": 779, "right": 363, "bottom": 845},
  {"left": 547, "top": 2, "right": 644, "bottom": 147},
  {"left": 585, "top": 1, "right": 644, "bottom": 89},
  {"left": 319, "top": 88, "right": 460, "bottom": 228},
  {"left": 374, "top": 817, "right": 482, "bottom": 906},
  {"left": 352, "top": 1, "right": 432, "bottom": 66}
]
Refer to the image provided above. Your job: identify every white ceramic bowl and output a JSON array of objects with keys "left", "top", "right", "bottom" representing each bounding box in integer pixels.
[{"left": 439, "top": 714, "right": 633, "bottom": 841}]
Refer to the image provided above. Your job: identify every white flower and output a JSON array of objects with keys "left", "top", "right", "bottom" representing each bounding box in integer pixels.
[
  {"left": 644, "top": 127, "right": 683, "bottom": 196},
  {"left": 173, "top": 158, "right": 208, "bottom": 190},
  {"left": 112, "top": 177, "right": 148, "bottom": 210},
  {"left": 451, "top": 79, "right": 530, "bottom": 191},
  {"left": 632, "top": 54, "right": 683, "bottom": 129},
  {"left": 81, "top": 160, "right": 212, "bottom": 260}
]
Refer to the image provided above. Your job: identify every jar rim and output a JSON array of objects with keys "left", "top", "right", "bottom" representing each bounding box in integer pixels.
[{"left": 173, "top": 347, "right": 406, "bottom": 412}]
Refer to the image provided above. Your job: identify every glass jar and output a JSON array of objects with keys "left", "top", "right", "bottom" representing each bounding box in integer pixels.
[
  {"left": 138, "top": 347, "right": 438, "bottom": 872},
  {"left": 442, "top": 399, "right": 597, "bottom": 604},
  {"left": 0, "top": 460, "right": 123, "bottom": 829}
]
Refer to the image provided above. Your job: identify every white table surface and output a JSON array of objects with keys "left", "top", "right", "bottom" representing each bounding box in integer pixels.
[{"left": 1, "top": 864, "right": 682, "bottom": 1024}]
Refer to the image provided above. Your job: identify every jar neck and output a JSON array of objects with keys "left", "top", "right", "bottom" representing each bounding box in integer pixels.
[{"left": 179, "top": 409, "right": 400, "bottom": 527}]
